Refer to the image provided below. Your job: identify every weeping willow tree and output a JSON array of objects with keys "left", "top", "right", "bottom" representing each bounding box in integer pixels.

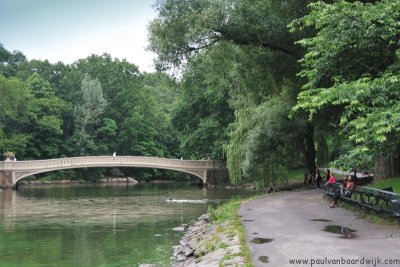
[{"left": 226, "top": 89, "right": 306, "bottom": 188}]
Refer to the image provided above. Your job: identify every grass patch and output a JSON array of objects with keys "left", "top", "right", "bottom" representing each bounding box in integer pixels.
[
  {"left": 368, "top": 177, "right": 400, "bottom": 194},
  {"left": 285, "top": 169, "right": 306, "bottom": 182},
  {"left": 209, "top": 195, "right": 263, "bottom": 267}
]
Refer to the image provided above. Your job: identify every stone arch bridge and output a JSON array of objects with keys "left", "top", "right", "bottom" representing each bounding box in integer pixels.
[{"left": 0, "top": 156, "right": 228, "bottom": 189}]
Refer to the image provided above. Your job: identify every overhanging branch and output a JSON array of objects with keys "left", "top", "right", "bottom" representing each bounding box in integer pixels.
[{"left": 213, "top": 28, "right": 296, "bottom": 55}]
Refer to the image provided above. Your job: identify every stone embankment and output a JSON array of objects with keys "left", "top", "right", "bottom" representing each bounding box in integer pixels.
[{"left": 172, "top": 214, "right": 245, "bottom": 267}]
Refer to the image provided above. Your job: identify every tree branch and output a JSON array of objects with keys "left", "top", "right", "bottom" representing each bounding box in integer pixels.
[
  {"left": 213, "top": 28, "right": 296, "bottom": 55},
  {"left": 180, "top": 39, "right": 219, "bottom": 56}
]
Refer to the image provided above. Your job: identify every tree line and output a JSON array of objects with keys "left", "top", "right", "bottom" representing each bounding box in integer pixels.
[
  {"left": 1, "top": 0, "right": 399, "bottom": 185},
  {"left": 0, "top": 47, "right": 182, "bottom": 180}
]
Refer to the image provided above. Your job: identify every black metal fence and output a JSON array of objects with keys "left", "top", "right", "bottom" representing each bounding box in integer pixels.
[{"left": 324, "top": 183, "right": 400, "bottom": 220}]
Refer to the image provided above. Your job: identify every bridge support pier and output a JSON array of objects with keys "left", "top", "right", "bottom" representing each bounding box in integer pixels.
[
  {"left": 204, "top": 168, "right": 229, "bottom": 186},
  {"left": 0, "top": 170, "right": 15, "bottom": 190}
]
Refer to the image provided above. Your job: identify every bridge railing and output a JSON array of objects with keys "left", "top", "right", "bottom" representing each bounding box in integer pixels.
[{"left": 0, "top": 156, "right": 223, "bottom": 170}]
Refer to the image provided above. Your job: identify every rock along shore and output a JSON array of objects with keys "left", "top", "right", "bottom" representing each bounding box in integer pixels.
[{"left": 172, "top": 214, "right": 245, "bottom": 267}]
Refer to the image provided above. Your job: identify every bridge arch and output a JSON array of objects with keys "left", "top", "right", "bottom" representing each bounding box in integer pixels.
[
  {"left": 13, "top": 165, "right": 206, "bottom": 184},
  {"left": 0, "top": 156, "right": 228, "bottom": 189}
]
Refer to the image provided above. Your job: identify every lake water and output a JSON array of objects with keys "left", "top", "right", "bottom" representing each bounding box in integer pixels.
[{"left": 0, "top": 183, "right": 255, "bottom": 267}]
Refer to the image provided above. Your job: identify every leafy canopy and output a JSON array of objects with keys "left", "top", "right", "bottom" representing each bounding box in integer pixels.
[{"left": 291, "top": 0, "right": 400, "bottom": 163}]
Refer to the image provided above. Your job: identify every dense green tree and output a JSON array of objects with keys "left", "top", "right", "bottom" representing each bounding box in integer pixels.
[
  {"left": 0, "top": 43, "right": 27, "bottom": 77},
  {"left": 172, "top": 47, "right": 235, "bottom": 160},
  {"left": 149, "top": 0, "right": 318, "bottom": 186},
  {"left": 291, "top": 0, "right": 400, "bottom": 177},
  {"left": 26, "top": 73, "right": 68, "bottom": 158},
  {"left": 142, "top": 72, "right": 181, "bottom": 158},
  {"left": 0, "top": 75, "right": 32, "bottom": 157},
  {"left": 70, "top": 55, "right": 183, "bottom": 179},
  {"left": 149, "top": 0, "right": 310, "bottom": 69},
  {"left": 0, "top": 44, "right": 184, "bottom": 180}
]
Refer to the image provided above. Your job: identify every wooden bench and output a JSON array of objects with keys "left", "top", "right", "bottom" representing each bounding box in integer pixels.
[{"left": 323, "top": 183, "right": 400, "bottom": 219}]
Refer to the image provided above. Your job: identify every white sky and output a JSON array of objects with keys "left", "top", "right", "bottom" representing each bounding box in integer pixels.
[{"left": 0, "top": 0, "right": 158, "bottom": 72}]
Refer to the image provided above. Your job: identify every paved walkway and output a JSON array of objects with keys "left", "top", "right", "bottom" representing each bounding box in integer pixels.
[{"left": 239, "top": 189, "right": 400, "bottom": 267}]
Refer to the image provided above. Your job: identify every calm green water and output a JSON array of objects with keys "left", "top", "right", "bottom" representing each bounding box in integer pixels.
[{"left": 0, "top": 183, "right": 254, "bottom": 267}]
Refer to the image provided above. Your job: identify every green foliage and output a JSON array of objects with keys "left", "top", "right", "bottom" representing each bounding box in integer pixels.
[
  {"left": 292, "top": 0, "right": 400, "bottom": 171},
  {"left": 172, "top": 47, "right": 235, "bottom": 160},
  {"left": 149, "top": 0, "right": 318, "bottom": 187},
  {"left": 150, "top": 0, "right": 218, "bottom": 68},
  {"left": 5, "top": 0, "right": 399, "bottom": 184},
  {"left": 0, "top": 72, "right": 69, "bottom": 159},
  {"left": 0, "top": 75, "right": 32, "bottom": 127},
  {"left": 285, "top": 169, "right": 308, "bottom": 182},
  {"left": 0, "top": 44, "right": 27, "bottom": 77},
  {"left": 149, "top": 0, "right": 309, "bottom": 69},
  {"left": 330, "top": 140, "right": 374, "bottom": 172},
  {"left": 209, "top": 197, "right": 242, "bottom": 222},
  {"left": 0, "top": 75, "right": 32, "bottom": 157},
  {"left": 0, "top": 46, "right": 183, "bottom": 181},
  {"left": 227, "top": 91, "right": 306, "bottom": 186},
  {"left": 73, "top": 73, "right": 107, "bottom": 155},
  {"left": 142, "top": 73, "right": 181, "bottom": 158},
  {"left": 26, "top": 73, "right": 68, "bottom": 158}
]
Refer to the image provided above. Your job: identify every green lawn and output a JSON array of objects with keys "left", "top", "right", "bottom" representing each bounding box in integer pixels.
[
  {"left": 286, "top": 169, "right": 306, "bottom": 182},
  {"left": 369, "top": 177, "right": 400, "bottom": 194}
]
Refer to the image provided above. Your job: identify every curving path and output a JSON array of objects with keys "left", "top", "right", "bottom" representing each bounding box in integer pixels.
[{"left": 239, "top": 189, "right": 400, "bottom": 267}]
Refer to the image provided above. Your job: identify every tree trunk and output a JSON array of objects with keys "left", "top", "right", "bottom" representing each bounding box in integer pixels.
[
  {"left": 374, "top": 155, "right": 391, "bottom": 180},
  {"left": 392, "top": 145, "right": 400, "bottom": 176},
  {"left": 374, "top": 146, "right": 400, "bottom": 180},
  {"left": 304, "top": 123, "right": 316, "bottom": 173}
]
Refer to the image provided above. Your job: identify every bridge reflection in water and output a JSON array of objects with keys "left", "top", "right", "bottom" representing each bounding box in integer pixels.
[{"left": 0, "top": 156, "right": 228, "bottom": 189}]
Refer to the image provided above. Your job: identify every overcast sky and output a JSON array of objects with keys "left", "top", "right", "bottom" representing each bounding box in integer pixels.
[{"left": 0, "top": 0, "right": 157, "bottom": 72}]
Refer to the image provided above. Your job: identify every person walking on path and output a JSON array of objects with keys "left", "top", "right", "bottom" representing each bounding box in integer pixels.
[{"left": 316, "top": 168, "right": 322, "bottom": 189}]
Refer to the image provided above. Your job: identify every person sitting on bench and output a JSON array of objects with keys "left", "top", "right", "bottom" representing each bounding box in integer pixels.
[
  {"left": 325, "top": 174, "right": 336, "bottom": 186},
  {"left": 329, "top": 176, "right": 356, "bottom": 208},
  {"left": 340, "top": 175, "right": 351, "bottom": 194}
]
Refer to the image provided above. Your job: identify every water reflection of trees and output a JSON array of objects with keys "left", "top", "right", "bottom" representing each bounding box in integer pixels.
[{"left": 0, "top": 187, "right": 207, "bottom": 231}]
